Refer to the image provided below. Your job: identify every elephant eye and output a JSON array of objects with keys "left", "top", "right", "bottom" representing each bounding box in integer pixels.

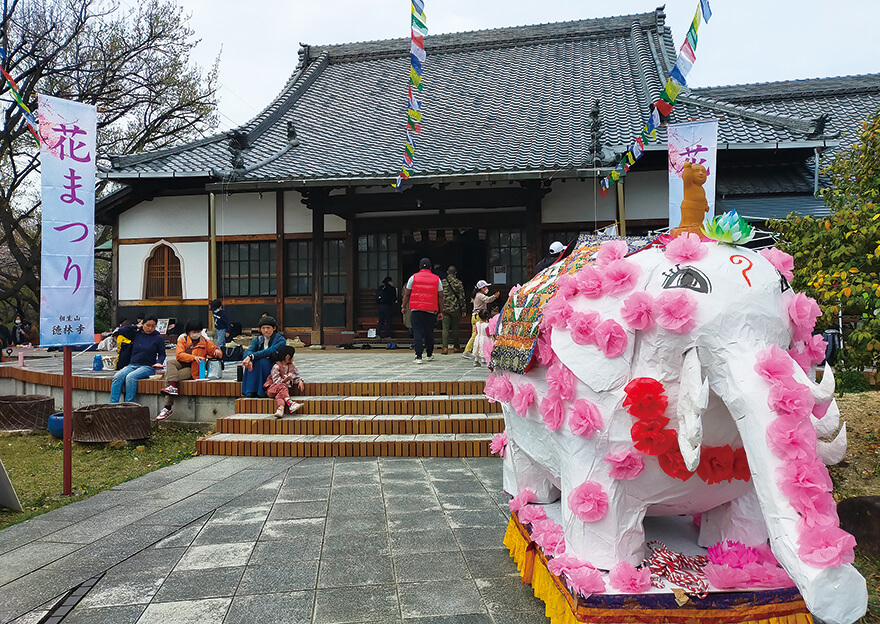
[
  {"left": 662, "top": 265, "right": 711, "bottom": 294},
  {"left": 778, "top": 270, "right": 791, "bottom": 293}
]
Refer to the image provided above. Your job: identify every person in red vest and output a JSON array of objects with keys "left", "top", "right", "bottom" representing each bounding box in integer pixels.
[{"left": 401, "top": 257, "right": 445, "bottom": 364}]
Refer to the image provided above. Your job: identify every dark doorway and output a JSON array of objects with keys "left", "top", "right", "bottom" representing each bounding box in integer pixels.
[{"left": 401, "top": 229, "right": 486, "bottom": 298}]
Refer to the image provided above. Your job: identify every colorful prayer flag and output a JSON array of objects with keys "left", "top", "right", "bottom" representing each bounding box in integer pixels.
[
  {"left": 700, "top": 0, "right": 712, "bottom": 23},
  {"left": 670, "top": 64, "right": 688, "bottom": 87},
  {"left": 655, "top": 98, "right": 673, "bottom": 117},
  {"left": 394, "top": 1, "right": 427, "bottom": 190},
  {"left": 632, "top": 141, "right": 644, "bottom": 160},
  {"left": 680, "top": 39, "right": 696, "bottom": 64}
]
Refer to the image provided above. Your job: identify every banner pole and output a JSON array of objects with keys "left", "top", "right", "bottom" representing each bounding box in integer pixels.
[{"left": 63, "top": 346, "right": 72, "bottom": 496}]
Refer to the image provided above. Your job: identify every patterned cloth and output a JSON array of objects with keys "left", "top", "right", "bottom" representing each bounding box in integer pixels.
[
  {"left": 442, "top": 274, "right": 466, "bottom": 313},
  {"left": 490, "top": 234, "right": 656, "bottom": 374}
]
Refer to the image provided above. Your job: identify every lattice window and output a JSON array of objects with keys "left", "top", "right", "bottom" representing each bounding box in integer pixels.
[
  {"left": 357, "top": 233, "right": 398, "bottom": 289},
  {"left": 221, "top": 242, "right": 277, "bottom": 297},
  {"left": 286, "top": 240, "right": 312, "bottom": 296},
  {"left": 145, "top": 244, "right": 182, "bottom": 299},
  {"left": 488, "top": 229, "right": 527, "bottom": 285},
  {"left": 323, "top": 239, "right": 346, "bottom": 295}
]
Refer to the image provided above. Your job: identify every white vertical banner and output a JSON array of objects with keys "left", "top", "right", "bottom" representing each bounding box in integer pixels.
[
  {"left": 668, "top": 119, "right": 718, "bottom": 229},
  {"left": 38, "top": 95, "right": 97, "bottom": 347}
]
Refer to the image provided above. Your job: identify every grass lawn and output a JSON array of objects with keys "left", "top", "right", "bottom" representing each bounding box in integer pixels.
[{"left": 0, "top": 427, "right": 204, "bottom": 530}]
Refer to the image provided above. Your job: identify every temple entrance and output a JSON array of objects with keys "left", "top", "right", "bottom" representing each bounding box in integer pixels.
[{"left": 400, "top": 228, "right": 487, "bottom": 296}]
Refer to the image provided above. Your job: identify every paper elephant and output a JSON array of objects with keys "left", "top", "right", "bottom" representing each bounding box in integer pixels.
[{"left": 491, "top": 236, "right": 867, "bottom": 624}]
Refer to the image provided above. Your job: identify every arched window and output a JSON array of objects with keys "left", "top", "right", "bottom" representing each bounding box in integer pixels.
[{"left": 145, "top": 244, "right": 183, "bottom": 299}]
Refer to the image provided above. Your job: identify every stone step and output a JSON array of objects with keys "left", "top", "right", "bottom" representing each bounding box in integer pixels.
[
  {"left": 216, "top": 413, "right": 504, "bottom": 436},
  {"left": 195, "top": 432, "right": 493, "bottom": 458},
  {"left": 234, "top": 395, "right": 500, "bottom": 416}
]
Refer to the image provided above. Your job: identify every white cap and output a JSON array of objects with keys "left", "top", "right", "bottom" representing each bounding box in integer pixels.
[
  {"left": 476, "top": 279, "right": 491, "bottom": 289},
  {"left": 549, "top": 241, "right": 565, "bottom": 254}
]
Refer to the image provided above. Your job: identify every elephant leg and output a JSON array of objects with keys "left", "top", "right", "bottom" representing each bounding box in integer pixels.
[
  {"left": 504, "top": 437, "right": 560, "bottom": 503},
  {"left": 698, "top": 486, "right": 770, "bottom": 548}
]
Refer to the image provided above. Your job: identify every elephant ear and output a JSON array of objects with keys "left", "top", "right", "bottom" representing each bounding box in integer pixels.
[{"left": 550, "top": 325, "right": 634, "bottom": 393}]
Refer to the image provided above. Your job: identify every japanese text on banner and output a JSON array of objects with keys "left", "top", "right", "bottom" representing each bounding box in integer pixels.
[
  {"left": 38, "top": 94, "right": 96, "bottom": 347},
  {"left": 667, "top": 120, "right": 718, "bottom": 230}
]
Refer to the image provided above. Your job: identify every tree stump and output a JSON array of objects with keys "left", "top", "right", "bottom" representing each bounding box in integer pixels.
[
  {"left": 838, "top": 496, "right": 880, "bottom": 558},
  {"left": 0, "top": 395, "right": 55, "bottom": 430},
  {"left": 72, "top": 403, "right": 151, "bottom": 442}
]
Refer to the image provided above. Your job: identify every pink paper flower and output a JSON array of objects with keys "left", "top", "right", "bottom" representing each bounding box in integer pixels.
[
  {"left": 768, "top": 376, "right": 815, "bottom": 420},
  {"left": 575, "top": 266, "right": 604, "bottom": 298},
  {"left": 547, "top": 553, "right": 594, "bottom": 576},
  {"left": 788, "top": 344, "right": 812, "bottom": 374},
  {"left": 620, "top": 292, "right": 655, "bottom": 331},
  {"left": 797, "top": 525, "right": 857, "bottom": 568},
  {"left": 812, "top": 400, "right": 831, "bottom": 420},
  {"left": 490, "top": 432, "right": 508, "bottom": 457},
  {"left": 602, "top": 259, "right": 641, "bottom": 297},
  {"left": 517, "top": 503, "right": 547, "bottom": 525},
  {"left": 788, "top": 293, "right": 821, "bottom": 342},
  {"left": 753, "top": 544, "right": 780, "bottom": 567},
  {"left": 541, "top": 295, "right": 573, "bottom": 331},
  {"left": 741, "top": 562, "right": 796, "bottom": 588},
  {"left": 531, "top": 519, "right": 566, "bottom": 555},
  {"left": 509, "top": 489, "right": 536, "bottom": 513},
  {"left": 535, "top": 331, "right": 557, "bottom": 367},
  {"left": 493, "top": 375, "right": 515, "bottom": 403},
  {"left": 596, "top": 239, "right": 628, "bottom": 266},
  {"left": 511, "top": 383, "right": 537, "bottom": 417},
  {"left": 665, "top": 232, "right": 708, "bottom": 264},
  {"left": 555, "top": 273, "right": 579, "bottom": 301},
  {"left": 777, "top": 459, "right": 833, "bottom": 514},
  {"left": 766, "top": 416, "right": 818, "bottom": 462},
  {"left": 566, "top": 566, "right": 606, "bottom": 598},
  {"left": 547, "top": 362, "right": 576, "bottom": 402},
  {"left": 796, "top": 491, "right": 840, "bottom": 530},
  {"left": 568, "top": 480, "right": 608, "bottom": 523},
  {"left": 569, "top": 399, "right": 603, "bottom": 439},
  {"left": 482, "top": 337, "right": 494, "bottom": 364},
  {"left": 804, "top": 334, "right": 827, "bottom": 365},
  {"left": 654, "top": 290, "right": 697, "bottom": 334},
  {"left": 760, "top": 248, "right": 795, "bottom": 282},
  {"left": 707, "top": 541, "right": 760, "bottom": 567},
  {"left": 569, "top": 310, "right": 602, "bottom": 346},
  {"left": 483, "top": 375, "right": 499, "bottom": 402},
  {"left": 754, "top": 345, "right": 794, "bottom": 383},
  {"left": 604, "top": 449, "right": 645, "bottom": 480},
  {"left": 540, "top": 395, "right": 566, "bottom": 431},
  {"left": 703, "top": 562, "right": 751, "bottom": 589},
  {"left": 594, "top": 319, "right": 628, "bottom": 358},
  {"left": 608, "top": 562, "right": 652, "bottom": 593}
]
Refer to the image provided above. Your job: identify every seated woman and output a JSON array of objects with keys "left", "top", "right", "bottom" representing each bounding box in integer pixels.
[
  {"left": 157, "top": 319, "right": 223, "bottom": 421},
  {"left": 110, "top": 316, "right": 166, "bottom": 404},
  {"left": 241, "top": 315, "right": 286, "bottom": 398}
]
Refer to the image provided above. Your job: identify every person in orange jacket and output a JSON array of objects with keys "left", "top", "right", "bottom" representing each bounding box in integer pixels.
[{"left": 157, "top": 319, "right": 222, "bottom": 421}]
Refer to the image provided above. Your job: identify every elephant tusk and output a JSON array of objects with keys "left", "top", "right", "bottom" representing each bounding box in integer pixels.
[
  {"left": 817, "top": 422, "right": 847, "bottom": 466},
  {"left": 677, "top": 348, "right": 708, "bottom": 472},
  {"left": 812, "top": 399, "right": 840, "bottom": 438},
  {"left": 790, "top": 362, "right": 835, "bottom": 405}
]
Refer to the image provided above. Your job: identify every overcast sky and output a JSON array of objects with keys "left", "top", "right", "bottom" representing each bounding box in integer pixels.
[{"left": 176, "top": 0, "right": 880, "bottom": 133}]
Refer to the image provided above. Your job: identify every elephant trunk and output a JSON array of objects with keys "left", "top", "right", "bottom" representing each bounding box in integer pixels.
[{"left": 702, "top": 347, "right": 867, "bottom": 624}]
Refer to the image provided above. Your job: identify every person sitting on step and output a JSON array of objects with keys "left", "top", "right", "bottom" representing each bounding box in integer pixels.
[
  {"left": 241, "top": 315, "right": 286, "bottom": 397},
  {"left": 264, "top": 345, "right": 304, "bottom": 418},
  {"left": 158, "top": 319, "right": 223, "bottom": 421}
]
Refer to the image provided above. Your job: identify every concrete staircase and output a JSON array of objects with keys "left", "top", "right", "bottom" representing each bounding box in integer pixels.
[{"left": 195, "top": 380, "right": 503, "bottom": 457}]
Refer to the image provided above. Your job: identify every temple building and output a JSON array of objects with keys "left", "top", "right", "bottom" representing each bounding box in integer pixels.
[{"left": 96, "top": 8, "right": 880, "bottom": 344}]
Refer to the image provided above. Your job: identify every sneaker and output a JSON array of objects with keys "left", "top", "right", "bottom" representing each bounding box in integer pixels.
[
  {"left": 160, "top": 385, "right": 178, "bottom": 396},
  {"left": 413, "top": 357, "right": 423, "bottom": 364},
  {"left": 461, "top": 352, "right": 473, "bottom": 359},
  {"left": 473, "top": 360, "right": 482, "bottom": 367},
  {"left": 425, "top": 355, "right": 435, "bottom": 362},
  {"left": 274, "top": 407, "right": 285, "bottom": 419},
  {"left": 286, "top": 399, "right": 303, "bottom": 414},
  {"left": 156, "top": 407, "right": 172, "bottom": 421}
]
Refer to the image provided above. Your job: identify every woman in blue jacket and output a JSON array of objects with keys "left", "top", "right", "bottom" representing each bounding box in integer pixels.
[
  {"left": 241, "top": 315, "right": 287, "bottom": 397},
  {"left": 110, "top": 316, "right": 166, "bottom": 403}
]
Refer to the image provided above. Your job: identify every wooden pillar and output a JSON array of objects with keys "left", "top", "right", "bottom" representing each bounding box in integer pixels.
[
  {"left": 616, "top": 179, "right": 627, "bottom": 236},
  {"left": 208, "top": 193, "right": 217, "bottom": 321},
  {"left": 111, "top": 216, "right": 119, "bottom": 326},
  {"left": 275, "top": 191, "right": 285, "bottom": 330},
  {"left": 311, "top": 195, "right": 325, "bottom": 346},
  {"left": 345, "top": 218, "right": 355, "bottom": 331}
]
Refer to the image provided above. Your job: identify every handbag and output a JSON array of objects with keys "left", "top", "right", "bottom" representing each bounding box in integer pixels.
[
  {"left": 223, "top": 345, "right": 244, "bottom": 362},
  {"left": 206, "top": 360, "right": 223, "bottom": 380}
]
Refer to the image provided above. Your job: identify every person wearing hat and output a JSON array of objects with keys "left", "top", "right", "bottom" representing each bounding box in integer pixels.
[
  {"left": 463, "top": 279, "right": 499, "bottom": 358},
  {"left": 401, "top": 257, "right": 445, "bottom": 364},
  {"left": 536, "top": 241, "right": 565, "bottom": 274},
  {"left": 241, "top": 315, "right": 287, "bottom": 397}
]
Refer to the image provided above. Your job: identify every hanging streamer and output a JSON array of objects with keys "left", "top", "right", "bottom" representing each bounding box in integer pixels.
[
  {"left": 599, "top": 0, "right": 710, "bottom": 197},
  {"left": 0, "top": 50, "right": 40, "bottom": 145},
  {"left": 393, "top": 0, "right": 427, "bottom": 190}
]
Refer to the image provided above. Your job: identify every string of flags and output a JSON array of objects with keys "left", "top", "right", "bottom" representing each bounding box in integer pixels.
[
  {"left": 392, "top": 0, "right": 427, "bottom": 190},
  {"left": 599, "top": 0, "right": 711, "bottom": 196},
  {"left": 0, "top": 49, "right": 41, "bottom": 146}
]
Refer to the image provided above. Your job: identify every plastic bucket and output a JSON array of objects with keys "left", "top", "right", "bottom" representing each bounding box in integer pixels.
[{"left": 47, "top": 412, "right": 64, "bottom": 439}]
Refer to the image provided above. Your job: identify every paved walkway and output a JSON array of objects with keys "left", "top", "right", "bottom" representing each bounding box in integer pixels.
[{"left": 0, "top": 456, "right": 549, "bottom": 624}]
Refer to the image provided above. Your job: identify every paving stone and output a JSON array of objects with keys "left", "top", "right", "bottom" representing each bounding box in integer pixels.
[
  {"left": 110, "top": 546, "right": 186, "bottom": 576},
  {"left": 174, "top": 543, "right": 254, "bottom": 571},
  {"left": 152, "top": 520, "right": 208, "bottom": 550},
  {"left": 489, "top": 611, "right": 550, "bottom": 624},
  {"left": 259, "top": 518, "right": 325, "bottom": 542},
  {"left": 393, "top": 551, "right": 469, "bottom": 583},
  {"left": 191, "top": 521, "right": 264, "bottom": 546},
  {"left": 403, "top": 614, "right": 492, "bottom": 624},
  {"left": 327, "top": 496, "right": 385, "bottom": 517},
  {"left": 237, "top": 561, "right": 319, "bottom": 594},
  {"left": 152, "top": 566, "right": 245, "bottom": 603},
  {"left": 223, "top": 591, "right": 315, "bottom": 624},
  {"left": 462, "top": 549, "right": 519, "bottom": 579},
  {"left": 321, "top": 533, "right": 391, "bottom": 559},
  {"left": 275, "top": 486, "right": 331, "bottom": 503},
  {"left": 430, "top": 479, "right": 488, "bottom": 495},
  {"left": 314, "top": 585, "right": 399, "bottom": 624},
  {"left": 269, "top": 501, "right": 328, "bottom": 521},
  {"left": 0, "top": 519, "right": 72, "bottom": 556},
  {"left": 135, "top": 597, "right": 231, "bottom": 624},
  {"left": 37, "top": 506, "right": 149, "bottom": 545},
  {"left": 437, "top": 493, "right": 499, "bottom": 511},
  {"left": 384, "top": 496, "right": 442, "bottom": 515},
  {"left": 282, "top": 475, "right": 334, "bottom": 489},
  {"left": 63, "top": 604, "right": 147, "bottom": 624},
  {"left": 476, "top": 575, "right": 548, "bottom": 613},
  {"left": 325, "top": 513, "right": 387, "bottom": 537},
  {"left": 453, "top": 526, "right": 507, "bottom": 551},
  {"left": 77, "top": 570, "right": 166, "bottom": 608},
  {"left": 208, "top": 503, "right": 272, "bottom": 525},
  {"left": 387, "top": 512, "right": 448, "bottom": 534},
  {"left": 381, "top": 481, "right": 434, "bottom": 497},
  {"left": 390, "top": 529, "right": 459, "bottom": 555},
  {"left": 0, "top": 541, "right": 81, "bottom": 585},
  {"left": 445, "top": 509, "right": 507, "bottom": 529},
  {"left": 250, "top": 539, "right": 323, "bottom": 565},
  {"left": 329, "top": 483, "right": 384, "bottom": 499},
  {"left": 397, "top": 579, "right": 484, "bottom": 619},
  {"left": 318, "top": 555, "right": 394, "bottom": 588},
  {"left": 7, "top": 609, "right": 49, "bottom": 624},
  {"left": 139, "top": 495, "right": 233, "bottom": 526},
  {"left": 198, "top": 470, "right": 285, "bottom": 497}
]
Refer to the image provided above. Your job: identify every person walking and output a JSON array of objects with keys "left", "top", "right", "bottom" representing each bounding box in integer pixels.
[
  {"left": 401, "top": 257, "right": 444, "bottom": 364},
  {"left": 375, "top": 276, "right": 397, "bottom": 339},
  {"left": 535, "top": 241, "right": 565, "bottom": 274},
  {"left": 463, "top": 280, "right": 499, "bottom": 359},
  {"left": 441, "top": 265, "right": 466, "bottom": 354},
  {"left": 157, "top": 319, "right": 223, "bottom": 421}
]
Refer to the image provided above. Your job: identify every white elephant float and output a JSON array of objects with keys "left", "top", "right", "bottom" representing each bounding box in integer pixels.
[{"left": 488, "top": 229, "right": 867, "bottom": 624}]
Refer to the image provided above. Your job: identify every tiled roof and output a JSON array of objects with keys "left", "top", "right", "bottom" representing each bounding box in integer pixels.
[
  {"left": 719, "top": 195, "right": 829, "bottom": 221},
  {"left": 105, "top": 12, "right": 874, "bottom": 184}
]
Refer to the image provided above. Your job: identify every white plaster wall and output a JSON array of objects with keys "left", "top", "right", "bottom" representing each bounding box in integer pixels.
[
  {"left": 541, "top": 180, "right": 618, "bottom": 224},
  {"left": 622, "top": 170, "right": 668, "bottom": 221},
  {"left": 118, "top": 241, "right": 209, "bottom": 301},
  {"left": 118, "top": 196, "right": 207, "bottom": 239},
  {"left": 283, "top": 191, "right": 346, "bottom": 233},
  {"left": 216, "top": 193, "right": 276, "bottom": 236}
]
